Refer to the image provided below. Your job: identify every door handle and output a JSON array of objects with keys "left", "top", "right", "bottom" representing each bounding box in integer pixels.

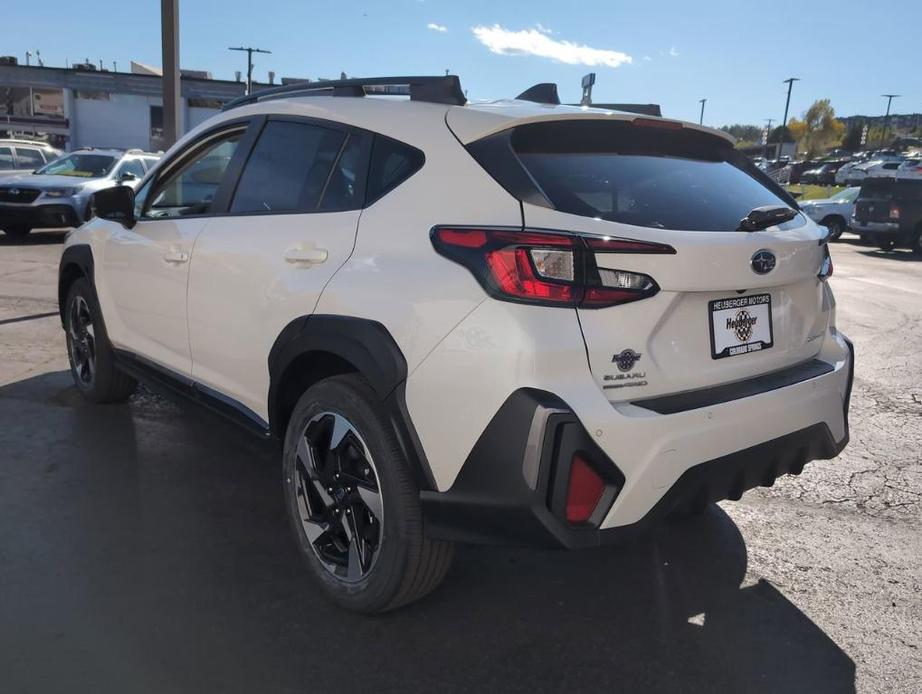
[
  {"left": 163, "top": 250, "right": 189, "bottom": 264},
  {"left": 284, "top": 246, "right": 329, "bottom": 265}
]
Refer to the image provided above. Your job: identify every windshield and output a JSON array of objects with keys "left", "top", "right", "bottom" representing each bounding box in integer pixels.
[
  {"left": 510, "top": 120, "right": 798, "bottom": 232},
  {"left": 37, "top": 153, "right": 117, "bottom": 178},
  {"left": 831, "top": 187, "right": 860, "bottom": 202}
]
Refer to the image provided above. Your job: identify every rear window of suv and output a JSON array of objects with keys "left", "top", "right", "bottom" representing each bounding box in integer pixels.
[
  {"left": 859, "top": 178, "right": 922, "bottom": 200},
  {"left": 478, "top": 120, "right": 799, "bottom": 232}
]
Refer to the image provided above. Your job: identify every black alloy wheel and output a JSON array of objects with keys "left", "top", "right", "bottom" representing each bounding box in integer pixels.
[
  {"left": 292, "top": 411, "right": 384, "bottom": 582},
  {"left": 66, "top": 294, "right": 97, "bottom": 387}
]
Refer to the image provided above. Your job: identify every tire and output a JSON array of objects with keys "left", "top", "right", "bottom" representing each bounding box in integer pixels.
[
  {"left": 877, "top": 239, "right": 897, "bottom": 251},
  {"left": 64, "top": 277, "right": 137, "bottom": 403},
  {"left": 912, "top": 229, "right": 922, "bottom": 256},
  {"left": 282, "top": 374, "right": 453, "bottom": 613},
  {"left": 821, "top": 216, "right": 845, "bottom": 241},
  {"left": 3, "top": 225, "right": 31, "bottom": 240}
]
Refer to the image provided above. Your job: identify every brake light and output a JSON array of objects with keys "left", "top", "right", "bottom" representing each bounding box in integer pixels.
[
  {"left": 889, "top": 203, "right": 901, "bottom": 220},
  {"left": 566, "top": 455, "right": 605, "bottom": 523},
  {"left": 431, "top": 227, "right": 670, "bottom": 308}
]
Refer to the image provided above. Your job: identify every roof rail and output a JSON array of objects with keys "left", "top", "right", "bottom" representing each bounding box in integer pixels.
[
  {"left": 516, "top": 83, "right": 561, "bottom": 105},
  {"left": 222, "top": 75, "right": 466, "bottom": 111}
]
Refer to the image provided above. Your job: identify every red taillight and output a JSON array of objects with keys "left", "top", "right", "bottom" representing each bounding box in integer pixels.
[
  {"left": 889, "top": 203, "right": 901, "bottom": 220},
  {"left": 431, "top": 227, "right": 669, "bottom": 309},
  {"left": 566, "top": 455, "right": 605, "bottom": 524}
]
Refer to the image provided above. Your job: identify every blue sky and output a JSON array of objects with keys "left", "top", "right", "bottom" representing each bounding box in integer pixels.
[{"left": 5, "top": 0, "right": 919, "bottom": 125}]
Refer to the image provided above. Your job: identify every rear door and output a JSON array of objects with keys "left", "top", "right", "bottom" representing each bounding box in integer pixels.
[
  {"left": 187, "top": 116, "right": 370, "bottom": 419},
  {"left": 478, "top": 118, "right": 829, "bottom": 402}
]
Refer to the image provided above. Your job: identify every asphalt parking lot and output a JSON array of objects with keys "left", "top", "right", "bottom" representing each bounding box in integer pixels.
[{"left": 1, "top": 230, "right": 920, "bottom": 694}]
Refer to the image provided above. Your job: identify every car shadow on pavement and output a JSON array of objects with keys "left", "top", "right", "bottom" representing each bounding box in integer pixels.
[{"left": 0, "top": 371, "right": 856, "bottom": 694}]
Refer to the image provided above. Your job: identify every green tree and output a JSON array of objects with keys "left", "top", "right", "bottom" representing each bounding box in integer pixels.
[
  {"left": 787, "top": 99, "right": 846, "bottom": 157},
  {"left": 720, "top": 124, "right": 763, "bottom": 142}
]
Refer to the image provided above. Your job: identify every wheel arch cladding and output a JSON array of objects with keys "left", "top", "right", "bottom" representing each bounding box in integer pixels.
[
  {"left": 268, "top": 315, "right": 436, "bottom": 490},
  {"left": 58, "top": 245, "right": 95, "bottom": 327}
]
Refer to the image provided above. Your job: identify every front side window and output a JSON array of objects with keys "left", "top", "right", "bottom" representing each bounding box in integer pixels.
[
  {"left": 145, "top": 132, "right": 242, "bottom": 218},
  {"left": 15, "top": 147, "right": 45, "bottom": 170},
  {"left": 230, "top": 120, "right": 346, "bottom": 214},
  {"left": 37, "top": 153, "right": 116, "bottom": 178}
]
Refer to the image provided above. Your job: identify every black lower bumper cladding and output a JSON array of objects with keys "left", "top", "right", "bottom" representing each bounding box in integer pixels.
[
  {"left": 422, "top": 356, "right": 852, "bottom": 549},
  {"left": 0, "top": 204, "right": 79, "bottom": 228}
]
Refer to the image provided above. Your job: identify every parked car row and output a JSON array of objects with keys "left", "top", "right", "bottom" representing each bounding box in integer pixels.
[
  {"left": 0, "top": 147, "right": 160, "bottom": 240},
  {"left": 803, "top": 178, "right": 922, "bottom": 254},
  {"left": 759, "top": 149, "right": 920, "bottom": 187},
  {"left": 0, "top": 139, "right": 63, "bottom": 178}
]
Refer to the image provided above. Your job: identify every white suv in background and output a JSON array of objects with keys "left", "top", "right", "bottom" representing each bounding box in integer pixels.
[{"left": 58, "top": 76, "right": 854, "bottom": 612}]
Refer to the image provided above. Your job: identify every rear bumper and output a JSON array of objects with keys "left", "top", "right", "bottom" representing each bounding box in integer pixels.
[
  {"left": 422, "top": 333, "right": 853, "bottom": 549},
  {"left": 851, "top": 219, "right": 899, "bottom": 237},
  {"left": 0, "top": 202, "right": 80, "bottom": 229}
]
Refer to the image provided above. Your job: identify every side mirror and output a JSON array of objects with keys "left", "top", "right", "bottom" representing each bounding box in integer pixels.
[
  {"left": 118, "top": 171, "right": 138, "bottom": 182},
  {"left": 93, "top": 185, "right": 136, "bottom": 229}
]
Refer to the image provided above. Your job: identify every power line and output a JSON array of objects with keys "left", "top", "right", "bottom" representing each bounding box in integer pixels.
[{"left": 228, "top": 46, "right": 272, "bottom": 95}]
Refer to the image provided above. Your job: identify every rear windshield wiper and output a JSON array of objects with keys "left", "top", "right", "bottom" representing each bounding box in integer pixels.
[{"left": 737, "top": 205, "right": 798, "bottom": 232}]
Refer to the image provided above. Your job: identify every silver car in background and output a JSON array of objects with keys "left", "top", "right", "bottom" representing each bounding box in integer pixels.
[
  {"left": 0, "top": 148, "right": 159, "bottom": 240},
  {"left": 799, "top": 186, "right": 860, "bottom": 240}
]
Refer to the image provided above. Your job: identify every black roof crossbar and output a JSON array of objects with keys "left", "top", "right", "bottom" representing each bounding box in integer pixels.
[
  {"left": 222, "top": 75, "right": 466, "bottom": 111},
  {"left": 516, "top": 83, "right": 561, "bottom": 105}
]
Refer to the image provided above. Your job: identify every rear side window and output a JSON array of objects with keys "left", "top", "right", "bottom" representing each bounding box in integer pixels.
[
  {"left": 231, "top": 120, "right": 345, "bottom": 214},
  {"left": 476, "top": 120, "right": 799, "bottom": 232},
  {"left": 15, "top": 147, "right": 45, "bottom": 169},
  {"left": 365, "top": 136, "right": 424, "bottom": 204},
  {"left": 0, "top": 147, "right": 13, "bottom": 168}
]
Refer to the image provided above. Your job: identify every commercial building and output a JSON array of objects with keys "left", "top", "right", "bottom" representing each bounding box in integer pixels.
[{"left": 0, "top": 61, "right": 251, "bottom": 152}]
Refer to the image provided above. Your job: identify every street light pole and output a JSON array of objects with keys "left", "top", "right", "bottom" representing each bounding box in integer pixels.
[
  {"left": 880, "top": 94, "right": 900, "bottom": 148},
  {"left": 698, "top": 98, "right": 706, "bottom": 125},
  {"left": 161, "top": 0, "right": 181, "bottom": 148},
  {"left": 229, "top": 46, "right": 272, "bottom": 95}
]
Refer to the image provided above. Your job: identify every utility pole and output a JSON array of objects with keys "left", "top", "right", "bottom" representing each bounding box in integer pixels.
[
  {"left": 698, "top": 98, "right": 707, "bottom": 125},
  {"left": 880, "top": 94, "right": 900, "bottom": 148},
  {"left": 780, "top": 77, "right": 799, "bottom": 160},
  {"left": 229, "top": 46, "right": 272, "bottom": 95},
  {"left": 161, "top": 0, "right": 181, "bottom": 148}
]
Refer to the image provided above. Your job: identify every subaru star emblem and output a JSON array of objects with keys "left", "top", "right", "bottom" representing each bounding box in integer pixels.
[
  {"left": 751, "top": 250, "right": 776, "bottom": 275},
  {"left": 9, "top": 188, "right": 19, "bottom": 196}
]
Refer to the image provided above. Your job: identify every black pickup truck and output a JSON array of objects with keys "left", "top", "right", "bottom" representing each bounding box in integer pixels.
[{"left": 851, "top": 178, "right": 922, "bottom": 253}]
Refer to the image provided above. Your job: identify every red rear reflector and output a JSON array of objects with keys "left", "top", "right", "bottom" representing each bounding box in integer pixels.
[{"left": 566, "top": 455, "right": 605, "bottom": 524}]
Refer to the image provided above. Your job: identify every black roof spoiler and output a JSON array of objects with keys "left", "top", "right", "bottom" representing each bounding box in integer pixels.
[
  {"left": 516, "top": 83, "right": 560, "bottom": 105},
  {"left": 222, "top": 75, "right": 466, "bottom": 111}
]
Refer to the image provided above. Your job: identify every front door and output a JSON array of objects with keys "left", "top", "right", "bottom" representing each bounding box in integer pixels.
[{"left": 99, "top": 127, "right": 247, "bottom": 375}]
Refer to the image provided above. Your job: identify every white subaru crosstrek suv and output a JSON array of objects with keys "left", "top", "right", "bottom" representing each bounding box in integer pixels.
[{"left": 58, "top": 76, "right": 853, "bottom": 613}]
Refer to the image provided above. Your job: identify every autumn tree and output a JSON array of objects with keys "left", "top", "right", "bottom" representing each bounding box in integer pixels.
[{"left": 786, "top": 99, "right": 846, "bottom": 157}]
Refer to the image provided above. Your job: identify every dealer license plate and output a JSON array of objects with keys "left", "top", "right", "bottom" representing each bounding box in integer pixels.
[{"left": 709, "top": 294, "right": 774, "bottom": 359}]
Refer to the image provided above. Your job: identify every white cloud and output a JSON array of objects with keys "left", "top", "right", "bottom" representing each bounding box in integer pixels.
[
  {"left": 668, "top": 46, "right": 679, "bottom": 57},
  {"left": 643, "top": 55, "right": 652, "bottom": 61},
  {"left": 535, "top": 22, "right": 553, "bottom": 35},
  {"left": 472, "top": 24, "right": 632, "bottom": 69},
  {"left": 427, "top": 22, "right": 447, "bottom": 33}
]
